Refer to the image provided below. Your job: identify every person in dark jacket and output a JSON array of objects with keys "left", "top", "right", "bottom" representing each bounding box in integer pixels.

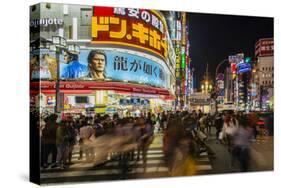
[
  {"left": 66, "top": 120, "right": 77, "bottom": 165},
  {"left": 41, "top": 114, "right": 58, "bottom": 168},
  {"left": 215, "top": 114, "right": 223, "bottom": 140}
]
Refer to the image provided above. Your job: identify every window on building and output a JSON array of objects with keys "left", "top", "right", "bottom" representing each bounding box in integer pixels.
[
  {"left": 262, "top": 74, "right": 265, "bottom": 77},
  {"left": 262, "top": 67, "right": 265, "bottom": 71},
  {"left": 81, "top": 8, "right": 92, "bottom": 26}
]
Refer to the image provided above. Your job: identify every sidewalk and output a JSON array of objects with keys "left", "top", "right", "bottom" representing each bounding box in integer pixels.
[{"left": 204, "top": 127, "right": 273, "bottom": 174}]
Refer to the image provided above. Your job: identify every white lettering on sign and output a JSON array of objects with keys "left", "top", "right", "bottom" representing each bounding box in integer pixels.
[
  {"left": 64, "top": 84, "right": 84, "bottom": 89},
  {"left": 114, "top": 7, "right": 126, "bottom": 15},
  {"left": 127, "top": 8, "right": 140, "bottom": 19},
  {"left": 30, "top": 18, "right": 64, "bottom": 28}
]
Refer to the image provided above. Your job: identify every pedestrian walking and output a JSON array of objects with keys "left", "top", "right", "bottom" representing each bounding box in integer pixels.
[
  {"left": 41, "top": 114, "right": 58, "bottom": 168},
  {"left": 55, "top": 120, "right": 71, "bottom": 169},
  {"left": 233, "top": 116, "right": 253, "bottom": 171}
]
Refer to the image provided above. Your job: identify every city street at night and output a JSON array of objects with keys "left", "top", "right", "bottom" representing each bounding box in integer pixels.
[{"left": 29, "top": 2, "right": 274, "bottom": 185}]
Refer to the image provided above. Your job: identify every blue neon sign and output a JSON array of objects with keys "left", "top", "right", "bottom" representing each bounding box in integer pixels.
[{"left": 237, "top": 61, "right": 251, "bottom": 74}]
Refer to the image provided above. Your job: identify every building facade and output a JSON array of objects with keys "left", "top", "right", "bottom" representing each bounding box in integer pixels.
[
  {"left": 253, "top": 38, "right": 274, "bottom": 111},
  {"left": 30, "top": 3, "right": 187, "bottom": 116}
]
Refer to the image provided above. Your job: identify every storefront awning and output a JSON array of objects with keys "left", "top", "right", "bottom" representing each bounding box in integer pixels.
[{"left": 30, "top": 81, "right": 174, "bottom": 96}]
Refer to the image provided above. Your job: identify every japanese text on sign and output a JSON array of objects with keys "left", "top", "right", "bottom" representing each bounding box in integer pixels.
[
  {"left": 113, "top": 55, "right": 165, "bottom": 81},
  {"left": 113, "top": 8, "right": 165, "bottom": 33},
  {"left": 92, "top": 7, "right": 168, "bottom": 60}
]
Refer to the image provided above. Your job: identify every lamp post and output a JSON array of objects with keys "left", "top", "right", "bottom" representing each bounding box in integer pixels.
[
  {"left": 215, "top": 59, "right": 228, "bottom": 80},
  {"left": 214, "top": 59, "right": 228, "bottom": 113},
  {"left": 67, "top": 44, "right": 80, "bottom": 55},
  {"left": 50, "top": 36, "right": 67, "bottom": 114}
]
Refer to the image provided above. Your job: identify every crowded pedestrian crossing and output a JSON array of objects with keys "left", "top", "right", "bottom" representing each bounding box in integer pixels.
[{"left": 40, "top": 133, "right": 212, "bottom": 184}]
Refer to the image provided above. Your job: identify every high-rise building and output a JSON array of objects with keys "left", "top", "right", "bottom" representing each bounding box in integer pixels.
[{"left": 253, "top": 38, "right": 274, "bottom": 111}]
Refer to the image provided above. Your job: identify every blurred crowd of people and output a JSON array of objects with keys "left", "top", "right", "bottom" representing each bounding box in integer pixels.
[
  {"left": 40, "top": 112, "right": 159, "bottom": 170},
  {"left": 162, "top": 110, "right": 263, "bottom": 174},
  {"left": 37, "top": 109, "right": 268, "bottom": 174}
]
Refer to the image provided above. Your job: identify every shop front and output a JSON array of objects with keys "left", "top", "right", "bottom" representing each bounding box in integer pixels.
[{"left": 30, "top": 81, "right": 174, "bottom": 116}]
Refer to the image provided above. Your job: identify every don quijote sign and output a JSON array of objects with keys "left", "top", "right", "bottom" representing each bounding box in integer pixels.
[{"left": 30, "top": 18, "right": 64, "bottom": 32}]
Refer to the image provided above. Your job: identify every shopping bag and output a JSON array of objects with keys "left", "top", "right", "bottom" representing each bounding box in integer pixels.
[{"left": 219, "top": 131, "right": 224, "bottom": 140}]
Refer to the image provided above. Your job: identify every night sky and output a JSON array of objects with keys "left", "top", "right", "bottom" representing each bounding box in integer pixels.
[{"left": 188, "top": 12, "right": 273, "bottom": 89}]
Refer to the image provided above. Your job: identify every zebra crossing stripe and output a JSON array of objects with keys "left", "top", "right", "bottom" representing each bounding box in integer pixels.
[
  {"left": 196, "top": 157, "right": 210, "bottom": 162},
  {"left": 199, "top": 152, "right": 208, "bottom": 156},
  {"left": 196, "top": 165, "right": 212, "bottom": 171},
  {"left": 41, "top": 166, "right": 169, "bottom": 179}
]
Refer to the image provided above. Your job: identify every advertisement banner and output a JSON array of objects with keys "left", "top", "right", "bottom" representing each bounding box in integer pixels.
[
  {"left": 175, "top": 46, "right": 181, "bottom": 79},
  {"left": 228, "top": 53, "right": 244, "bottom": 65},
  {"left": 93, "top": 50, "right": 167, "bottom": 88},
  {"left": 92, "top": 7, "right": 168, "bottom": 60},
  {"left": 33, "top": 49, "right": 168, "bottom": 89},
  {"left": 30, "top": 49, "right": 58, "bottom": 80}
]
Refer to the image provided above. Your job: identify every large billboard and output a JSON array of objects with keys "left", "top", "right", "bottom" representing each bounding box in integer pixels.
[
  {"left": 30, "top": 49, "right": 168, "bottom": 89},
  {"left": 92, "top": 7, "right": 168, "bottom": 61}
]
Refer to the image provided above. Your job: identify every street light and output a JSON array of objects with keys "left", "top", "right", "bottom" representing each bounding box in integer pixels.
[
  {"left": 67, "top": 44, "right": 80, "bottom": 55},
  {"left": 52, "top": 36, "right": 66, "bottom": 49},
  {"left": 214, "top": 59, "right": 228, "bottom": 113},
  {"left": 215, "top": 59, "right": 228, "bottom": 79},
  {"left": 50, "top": 36, "right": 67, "bottom": 113}
]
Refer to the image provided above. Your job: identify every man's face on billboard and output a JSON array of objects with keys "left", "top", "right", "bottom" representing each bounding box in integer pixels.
[
  {"left": 91, "top": 54, "right": 105, "bottom": 72},
  {"left": 64, "top": 53, "right": 71, "bottom": 64}
]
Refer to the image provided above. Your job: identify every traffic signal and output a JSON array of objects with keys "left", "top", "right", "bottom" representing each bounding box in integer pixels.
[{"left": 245, "top": 57, "right": 251, "bottom": 63}]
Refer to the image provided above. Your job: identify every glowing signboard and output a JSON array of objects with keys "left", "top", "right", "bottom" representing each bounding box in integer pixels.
[{"left": 92, "top": 6, "right": 168, "bottom": 60}]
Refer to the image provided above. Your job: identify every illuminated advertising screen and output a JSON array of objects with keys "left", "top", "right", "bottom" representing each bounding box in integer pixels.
[
  {"left": 92, "top": 7, "right": 168, "bottom": 61},
  {"left": 228, "top": 53, "right": 244, "bottom": 65},
  {"left": 30, "top": 49, "right": 59, "bottom": 80},
  {"left": 237, "top": 61, "right": 251, "bottom": 74},
  {"left": 83, "top": 49, "right": 167, "bottom": 88},
  {"left": 33, "top": 49, "right": 168, "bottom": 89}
]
